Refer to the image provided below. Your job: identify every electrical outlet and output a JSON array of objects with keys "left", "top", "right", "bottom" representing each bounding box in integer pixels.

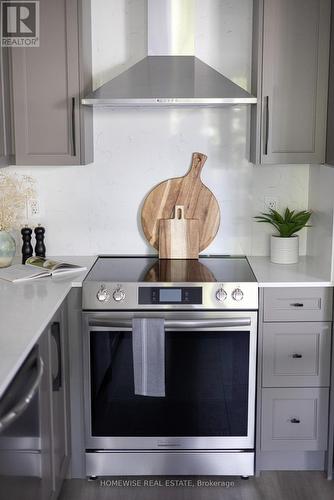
[
  {"left": 27, "top": 199, "right": 40, "bottom": 218},
  {"left": 264, "top": 196, "right": 278, "bottom": 211}
]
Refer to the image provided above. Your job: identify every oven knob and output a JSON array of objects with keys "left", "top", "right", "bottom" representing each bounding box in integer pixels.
[
  {"left": 216, "top": 288, "right": 227, "bottom": 302},
  {"left": 232, "top": 288, "right": 244, "bottom": 301},
  {"left": 113, "top": 288, "right": 126, "bottom": 302},
  {"left": 96, "top": 286, "right": 110, "bottom": 302}
]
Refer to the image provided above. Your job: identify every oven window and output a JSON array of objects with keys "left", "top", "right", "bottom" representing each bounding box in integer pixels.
[{"left": 90, "top": 330, "right": 249, "bottom": 437}]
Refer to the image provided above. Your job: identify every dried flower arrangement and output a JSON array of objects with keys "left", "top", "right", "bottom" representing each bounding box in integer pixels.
[{"left": 0, "top": 173, "right": 36, "bottom": 231}]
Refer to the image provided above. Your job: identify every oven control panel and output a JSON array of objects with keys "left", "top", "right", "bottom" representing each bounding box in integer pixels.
[
  {"left": 84, "top": 282, "right": 258, "bottom": 310},
  {"left": 139, "top": 287, "right": 202, "bottom": 305}
]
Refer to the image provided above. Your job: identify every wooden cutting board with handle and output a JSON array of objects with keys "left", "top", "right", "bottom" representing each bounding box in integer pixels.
[
  {"left": 159, "top": 205, "right": 199, "bottom": 259},
  {"left": 141, "top": 152, "right": 220, "bottom": 252}
]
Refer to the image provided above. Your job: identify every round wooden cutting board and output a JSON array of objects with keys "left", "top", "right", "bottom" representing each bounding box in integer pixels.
[{"left": 141, "top": 152, "right": 220, "bottom": 252}]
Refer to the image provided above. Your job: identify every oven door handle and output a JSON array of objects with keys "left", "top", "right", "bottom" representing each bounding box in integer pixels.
[{"left": 88, "top": 318, "right": 252, "bottom": 329}]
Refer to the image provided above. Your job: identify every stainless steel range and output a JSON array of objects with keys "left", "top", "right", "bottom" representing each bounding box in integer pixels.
[{"left": 82, "top": 256, "right": 258, "bottom": 477}]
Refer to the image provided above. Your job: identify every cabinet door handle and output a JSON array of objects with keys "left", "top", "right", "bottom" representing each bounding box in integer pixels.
[
  {"left": 0, "top": 54, "right": 7, "bottom": 156},
  {"left": 71, "top": 97, "right": 76, "bottom": 156},
  {"left": 263, "top": 95, "right": 269, "bottom": 155},
  {"left": 292, "top": 353, "right": 303, "bottom": 359},
  {"left": 51, "top": 322, "right": 62, "bottom": 392},
  {"left": 290, "top": 303, "right": 304, "bottom": 307},
  {"left": 289, "top": 418, "right": 301, "bottom": 424}
]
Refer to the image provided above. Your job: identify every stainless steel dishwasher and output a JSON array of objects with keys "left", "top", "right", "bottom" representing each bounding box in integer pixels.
[{"left": 0, "top": 346, "right": 44, "bottom": 500}]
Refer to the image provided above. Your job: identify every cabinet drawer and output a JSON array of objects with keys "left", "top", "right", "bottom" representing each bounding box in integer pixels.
[
  {"left": 262, "top": 322, "right": 331, "bottom": 387},
  {"left": 263, "top": 288, "right": 332, "bottom": 322},
  {"left": 261, "top": 388, "right": 329, "bottom": 451}
]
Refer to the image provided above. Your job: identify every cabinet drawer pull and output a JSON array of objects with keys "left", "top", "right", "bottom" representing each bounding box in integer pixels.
[
  {"left": 289, "top": 418, "right": 300, "bottom": 424},
  {"left": 292, "top": 353, "right": 303, "bottom": 359},
  {"left": 290, "top": 303, "right": 304, "bottom": 307}
]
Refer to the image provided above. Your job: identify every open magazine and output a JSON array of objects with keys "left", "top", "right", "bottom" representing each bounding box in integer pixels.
[{"left": 0, "top": 257, "right": 87, "bottom": 283}]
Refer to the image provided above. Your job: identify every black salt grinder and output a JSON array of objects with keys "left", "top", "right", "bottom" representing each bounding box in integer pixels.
[
  {"left": 21, "top": 226, "right": 33, "bottom": 264},
  {"left": 34, "top": 225, "right": 46, "bottom": 258}
]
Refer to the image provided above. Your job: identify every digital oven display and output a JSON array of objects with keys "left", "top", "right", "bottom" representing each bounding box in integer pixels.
[
  {"left": 159, "top": 288, "right": 182, "bottom": 302},
  {"left": 138, "top": 287, "right": 202, "bottom": 305}
]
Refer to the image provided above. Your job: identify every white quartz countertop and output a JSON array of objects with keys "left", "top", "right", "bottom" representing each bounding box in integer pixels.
[
  {"left": 0, "top": 256, "right": 96, "bottom": 398},
  {"left": 1, "top": 254, "right": 333, "bottom": 399},
  {"left": 248, "top": 256, "right": 333, "bottom": 287}
]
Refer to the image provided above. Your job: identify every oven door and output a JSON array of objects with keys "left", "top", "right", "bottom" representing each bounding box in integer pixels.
[{"left": 83, "top": 311, "right": 257, "bottom": 451}]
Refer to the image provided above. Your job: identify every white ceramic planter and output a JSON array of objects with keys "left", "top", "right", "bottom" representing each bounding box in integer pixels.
[
  {"left": 0, "top": 231, "right": 16, "bottom": 268},
  {"left": 270, "top": 235, "right": 299, "bottom": 264}
]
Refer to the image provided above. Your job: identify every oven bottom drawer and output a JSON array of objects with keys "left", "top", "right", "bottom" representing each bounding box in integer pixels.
[{"left": 85, "top": 451, "right": 254, "bottom": 476}]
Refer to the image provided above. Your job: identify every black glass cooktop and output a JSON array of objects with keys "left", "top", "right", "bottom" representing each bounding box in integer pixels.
[{"left": 86, "top": 256, "right": 256, "bottom": 283}]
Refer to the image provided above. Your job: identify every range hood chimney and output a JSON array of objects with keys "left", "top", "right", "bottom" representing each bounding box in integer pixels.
[{"left": 83, "top": 0, "right": 256, "bottom": 107}]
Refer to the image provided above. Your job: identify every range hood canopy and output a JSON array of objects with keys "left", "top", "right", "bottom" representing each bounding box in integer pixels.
[
  {"left": 83, "top": 1, "right": 256, "bottom": 107},
  {"left": 83, "top": 56, "right": 256, "bottom": 107}
]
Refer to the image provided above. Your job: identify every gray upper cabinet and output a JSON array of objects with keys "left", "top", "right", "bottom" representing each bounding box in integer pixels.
[
  {"left": 251, "top": 0, "right": 331, "bottom": 165},
  {"left": 326, "top": 0, "right": 334, "bottom": 164},
  {"left": 0, "top": 47, "right": 12, "bottom": 167},
  {"left": 10, "top": 0, "right": 93, "bottom": 166}
]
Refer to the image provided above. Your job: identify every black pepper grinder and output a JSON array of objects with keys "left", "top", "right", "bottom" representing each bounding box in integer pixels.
[
  {"left": 34, "top": 225, "right": 46, "bottom": 258},
  {"left": 21, "top": 226, "right": 33, "bottom": 264}
]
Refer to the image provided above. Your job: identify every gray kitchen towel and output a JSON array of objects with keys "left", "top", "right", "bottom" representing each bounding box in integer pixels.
[{"left": 132, "top": 318, "right": 165, "bottom": 397}]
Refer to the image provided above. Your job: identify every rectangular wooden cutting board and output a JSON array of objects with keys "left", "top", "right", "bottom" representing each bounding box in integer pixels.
[{"left": 159, "top": 205, "right": 199, "bottom": 259}]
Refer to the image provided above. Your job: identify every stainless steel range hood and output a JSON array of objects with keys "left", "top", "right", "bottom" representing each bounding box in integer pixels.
[
  {"left": 83, "top": 0, "right": 256, "bottom": 107},
  {"left": 82, "top": 56, "right": 256, "bottom": 107}
]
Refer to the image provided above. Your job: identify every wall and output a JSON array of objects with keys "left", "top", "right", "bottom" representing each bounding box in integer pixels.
[
  {"left": 307, "top": 165, "right": 334, "bottom": 280},
  {"left": 5, "top": 0, "right": 310, "bottom": 257}
]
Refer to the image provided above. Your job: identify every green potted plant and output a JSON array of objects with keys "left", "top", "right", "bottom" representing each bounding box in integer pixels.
[{"left": 254, "top": 207, "right": 312, "bottom": 264}]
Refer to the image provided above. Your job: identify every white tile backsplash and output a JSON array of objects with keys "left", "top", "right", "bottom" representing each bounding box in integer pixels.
[
  {"left": 307, "top": 164, "right": 334, "bottom": 280},
  {"left": 4, "top": 0, "right": 310, "bottom": 257},
  {"left": 92, "top": 0, "right": 147, "bottom": 89}
]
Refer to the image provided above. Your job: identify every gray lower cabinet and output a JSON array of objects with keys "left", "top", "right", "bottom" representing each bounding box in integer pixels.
[
  {"left": 262, "top": 322, "right": 331, "bottom": 387},
  {"left": 261, "top": 387, "right": 329, "bottom": 451},
  {"left": 263, "top": 287, "right": 333, "bottom": 323},
  {"left": 39, "top": 330, "right": 54, "bottom": 500},
  {"left": 257, "top": 287, "right": 333, "bottom": 472},
  {"left": 38, "top": 300, "right": 70, "bottom": 500},
  {"left": 10, "top": 0, "right": 93, "bottom": 165},
  {"left": 0, "top": 47, "right": 12, "bottom": 166},
  {"left": 251, "top": 0, "right": 331, "bottom": 164}
]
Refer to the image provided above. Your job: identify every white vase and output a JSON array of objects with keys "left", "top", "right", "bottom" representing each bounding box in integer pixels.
[
  {"left": 0, "top": 230, "right": 16, "bottom": 268},
  {"left": 270, "top": 235, "right": 299, "bottom": 264}
]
